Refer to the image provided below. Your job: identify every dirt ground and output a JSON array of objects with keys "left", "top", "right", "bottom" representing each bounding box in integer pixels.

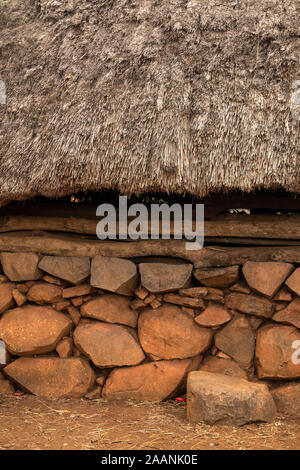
[{"left": 0, "top": 394, "right": 300, "bottom": 451}]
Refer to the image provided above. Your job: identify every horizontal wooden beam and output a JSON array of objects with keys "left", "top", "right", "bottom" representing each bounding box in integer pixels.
[
  {"left": 0, "top": 214, "right": 299, "bottom": 239},
  {"left": 0, "top": 231, "right": 298, "bottom": 267}
]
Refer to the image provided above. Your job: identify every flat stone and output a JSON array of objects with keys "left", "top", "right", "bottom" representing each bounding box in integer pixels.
[
  {"left": 80, "top": 294, "right": 138, "bottom": 328},
  {"left": 53, "top": 300, "right": 70, "bottom": 311},
  {"left": 38, "top": 256, "right": 90, "bottom": 285},
  {"left": 226, "top": 293, "right": 274, "bottom": 318},
  {"left": 256, "top": 324, "right": 300, "bottom": 379},
  {"left": 187, "top": 371, "right": 276, "bottom": 426},
  {"left": 0, "top": 283, "right": 15, "bottom": 314},
  {"left": 199, "top": 356, "right": 248, "bottom": 380},
  {"left": 0, "top": 252, "right": 42, "bottom": 281},
  {"left": 272, "top": 298, "right": 300, "bottom": 328},
  {"left": 12, "top": 289, "right": 26, "bottom": 307},
  {"left": 271, "top": 383, "right": 300, "bottom": 417},
  {"left": 138, "top": 304, "right": 212, "bottom": 360},
  {"left": 273, "top": 287, "right": 294, "bottom": 302},
  {"left": 214, "top": 316, "right": 255, "bottom": 369},
  {"left": 134, "top": 285, "right": 149, "bottom": 300},
  {"left": 229, "top": 282, "right": 251, "bottom": 294},
  {"left": 0, "top": 305, "right": 72, "bottom": 355},
  {"left": 56, "top": 337, "right": 73, "bottom": 358},
  {"left": 130, "top": 298, "right": 147, "bottom": 311},
  {"left": 102, "top": 356, "right": 201, "bottom": 402},
  {"left": 91, "top": 256, "right": 138, "bottom": 296},
  {"left": 139, "top": 263, "right": 192, "bottom": 293},
  {"left": 42, "top": 274, "right": 62, "bottom": 285},
  {"left": 67, "top": 306, "right": 81, "bottom": 325},
  {"left": 4, "top": 357, "right": 95, "bottom": 398},
  {"left": 194, "top": 305, "right": 231, "bottom": 327},
  {"left": 163, "top": 293, "right": 205, "bottom": 309},
  {"left": 74, "top": 321, "right": 145, "bottom": 368},
  {"left": 242, "top": 261, "right": 293, "bottom": 298},
  {"left": 178, "top": 287, "right": 208, "bottom": 298},
  {"left": 27, "top": 282, "right": 63, "bottom": 304},
  {"left": 193, "top": 266, "right": 239, "bottom": 288},
  {"left": 285, "top": 268, "right": 300, "bottom": 296},
  {"left": 0, "top": 379, "right": 15, "bottom": 394},
  {"left": 62, "top": 284, "right": 95, "bottom": 298}
]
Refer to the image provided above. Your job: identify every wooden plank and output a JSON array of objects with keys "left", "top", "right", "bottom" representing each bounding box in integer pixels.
[
  {"left": 0, "top": 231, "right": 298, "bottom": 267},
  {"left": 0, "top": 214, "right": 299, "bottom": 239}
]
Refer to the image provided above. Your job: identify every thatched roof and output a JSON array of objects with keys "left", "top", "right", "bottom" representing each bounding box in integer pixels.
[{"left": 0, "top": 0, "right": 299, "bottom": 205}]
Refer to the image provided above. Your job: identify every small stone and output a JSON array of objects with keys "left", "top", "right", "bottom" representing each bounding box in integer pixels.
[
  {"left": 229, "top": 282, "right": 251, "bottom": 294},
  {"left": 163, "top": 293, "right": 205, "bottom": 309},
  {"left": 16, "top": 284, "right": 29, "bottom": 294},
  {"left": 0, "top": 275, "right": 8, "bottom": 283},
  {"left": 199, "top": 356, "right": 248, "bottom": 380},
  {"left": 42, "top": 275, "right": 62, "bottom": 285},
  {"left": 248, "top": 316, "right": 263, "bottom": 330},
  {"left": 179, "top": 287, "right": 208, "bottom": 298},
  {"left": 81, "top": 294, "right": 138, "bottom": 328},
  {"left": 242, "top": 261, "right": 293, "bottom": 298},
  {"left": 139, "top": 263, "right": 192, "bottom": 293},
  {"left": 4, "top": 357, "right": 95, "bottom": 398},
  {"left": 134, "top": 285, "right": 149, "bottom": 300},
  {"left": 0, "top": 252, "right": 42, "bottom": 281},
  {"left": 91, "top": 256, "right": 138, "bottom": 296},
  {"left": 38, "top": 256, "right": 90, "bottom": 285},
  {"left": 144, "top": 294, "right": 156, "bottom": 305},
  {"left": 150, "top": 299, "right": 161, "bottom": 309},
  {"left": 187, "top": 371, "right": 276, "bottom": 426},
  {"left": 71, "top": 297, "right": 83, "bottom": 307},
  {"left": 193, "top": 266, "right": 239, "bottom": 288},
  {"left": 62, "top": 284, "right": 96, "bottom": 298},
  {"left": 130, "top": 298, "right": 146, "bottom": 311},
  {"left": 271, "top": 383, "right": 300, "bottom": 417},
  {"left": 25, "top": 281, "right": 35, "bottom": 288},
  {"left": 273, "top": 287, "right": 294, "bottom": 302},
  {"left": 285, "top": 268, "right": 300, "bottom": 296},
  {"left": 54, "top": 300, "right": 70, "bottom": 311},
  {"left": 67, "top": 306, "right": 81, "bottom": 325},
  {"left": 272, "top": 298, "right": 300, "bottom": 329},
  {"left": 27, "top": 282, "right": 63, "bottom": 304},
  {"left": 0, "top": 379, "right": 15, "bottom": 394},
  {"left": 0, "top": 283, "right": 15, "bottom": 315},
  {"left": 85, "top": 387, "right": 102, "bottom": 400},
  {"left": 194, "top": 305, "right": 231, "bottom": 327},
  {"left": 56, "top": 337, "right": 73, "bottom": 358},
  {"left": 216, "top": 351, "right": 231, "bottom": 359},
  {"left": 181, "top": 307, "right": 195, "bottom": 317},
  {"left": 96, "top": 375, "right": 106, "bottom": 387},
  {"left": 12, "top": 289, "right": 26, "bottom": 307},
  {"left": 226, "top": 293, "right": 274, "bottom": 318}
]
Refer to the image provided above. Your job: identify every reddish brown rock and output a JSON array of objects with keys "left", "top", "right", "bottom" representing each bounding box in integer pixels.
[
  {"left": 179, "top": 287, "right": 208, "bottom": 298},
  {"left": 248, "top": 316, "right": 263, "bottom": 330},
  {"left": 272, "top": 298, "right": 300, "bottom": 328},
  {"left": 194, "top": 305, "right": 231, "bottom": 327},
  {"left": 0, "top": 283, "right": 15, "bottom": 314},
  {"left": 74, "top": 321, "right": 145, "bottom": 368},
  {"left": 285, "top": 268, "right": 300, "bottom": 296},
  {"left": 150, "top": 298, "right": 161, "bottom": 309},
  {"left": 27, "top": 282, "right": 63, "bottom": 304},
  {"left": 85, "top": 387, "right": 102, "bottom": 400},
  {"left": 67, "top": 306, "right": 81, "bottom": 325},
  {"left": 134, "top": 285, "right": 149, "bottom": 300},
  {"left": 256, "top": 324, "right": 300, "bottom": 379},
  {"left": 226, "top": 292, "right": 274, "bottom": 318},
  {"left": 271, "top": 383, "right": 300, "bottom": 417},
  {"left": 163, "top": 293, "right": 205, "bottom": 309},
  {"left": 139, "top": 263, "right": 192, "bottom": 293},
  {"left": 0, "top": 379, "right": 15, "bottom": 394},
  {"left": 42, "top": 274, "right": 62, "bottom": 285},
  {"left": 0, "top": 275, "right": 8, "bottom": 283},
  {"left": 198, "top": 356, "right": 248, "bottom": 380},
  {"left": 102, "top": 356, "right": 201, "bottom": 401},
  {"left": 4, "top": 357, "right": 95, "bottom": 398},
  {"left": 0, "top": 252, "right": 42, "bottom": 281},
  {"left": 130, "top": 298, "right": 146, "bottom": 311},
  {"left": 16, "top": 283, "right": 29, "bottom": 294},
  {"left": 91, "top": 256, "right": 138, "bottom": 295},
  {"left": 53, "top": 300, "right": 70, "bottom": 311},
  {"left": 81, "top": 294, "right": 138, "bottom": 328},
  {"left": 38, "top": 256, "right": 90, "bottom": 285},
  {"left": 242, "top": 261, "right": 293, "bottom": 298},
  {"left": 193, "top": 266, "right": 239, "bottom": 288},
  {"left": 138, "top": 304, "right": 212, "bottom": 360},
  {"left": 71, "top": 297, "right": 84, "bottom": 307},
  {"left": 56, "top": 337, "right": 73, "bottom": 358},
  {"left": 187, "top": 371, "right": 276, "bottom": 426},
  {"left": 273, "top": 287, "right": 294, "bottom": 302},
  {"left": 0, "top": 305, "right": 72, "bottom": 355},
  {"left": 62, "top": 284, "right": 96, "bottom": 299},
  {"left": 214, "top": 316, "right": 255, "bottom": 369},
  {"left": 229, "top": 282, "right": 251, "bottom": 294},
  {"left": 12, "top": 288, "right": 26, "bottom": 307}
]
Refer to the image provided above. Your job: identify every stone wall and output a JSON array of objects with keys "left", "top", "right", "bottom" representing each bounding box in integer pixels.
[{"left": 0, "top": 250, "right": 299, "bottom": 413}]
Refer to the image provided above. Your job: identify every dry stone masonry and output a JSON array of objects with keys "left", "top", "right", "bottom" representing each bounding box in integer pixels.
[{"left": 0, "top": 250, "right": 299, "bottom": 421}]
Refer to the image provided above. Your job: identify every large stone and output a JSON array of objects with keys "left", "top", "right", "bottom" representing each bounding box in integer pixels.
[
  {"left": 80, "top": 294, "right": 138, "bottom": 328},
  {"left": 0, "top": 283, "right": 15, "bottom": 314},
  {"left": 0, "top": 305, "right": 72, "bottom": 355},
  {"left": 242, "top": 261, "right": 293, "bottom": 298},
  {"left": 186, "top": 371, "right": 276, "bottom": 426},
  {"left": 199, "top": 356, "right": 248, "bottom": 380},
  {"left": 139, "top": 263, "right": 192, "bottom": 293},
  {"left": 226, "top": 292, "right": 274, "bottom": 318},
  {"left": 138, "top": 304, "right": 212, "bottom": 360},
  {"left": 0, "top": 252, "right": 42, "bottom": 281},
  {"left": 256, "top": 324, "right": 300, "bottom": 379},
  {"left": 194, "top": 305, "right": 231, "bottom": 327},
  {"left": 272, "top": 298, "right": 300, "bottom": 328},
  {"left": 74, "top": 321, "right": 145, "bottom": 368},
  {"left": 285, "top": 268, "right": 300, "bottom": 296},
  {"left": 102, "top": 356, "right": 201, "bottom": 401},
  {"left": 4, "top": 357, "right": 95, "bottom": 398},
  {"left": 27, "top": 282, "right": 63, "bottom": 304},
  {"left": 163, "top": 293, "right": 205, "bottom": 309},
  {"left": 214, "top": 316, "right": 255, "bottom": 369},
  {"left": 271, "top": 383, "right": 300, "bottom": 417},
  {"left": 193, "top": 266, "right": 239, "bottom": 288},
  {"left": 38, "top": 256, "right": 90, "bottom": 285},
  {"left": 91, "top": 256, "right": 138, "bottom": 295}
]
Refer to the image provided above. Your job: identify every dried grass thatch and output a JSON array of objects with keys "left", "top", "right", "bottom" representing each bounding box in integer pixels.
[{"left": 0, "top": 0, "right": 299, "bottom": 205}]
